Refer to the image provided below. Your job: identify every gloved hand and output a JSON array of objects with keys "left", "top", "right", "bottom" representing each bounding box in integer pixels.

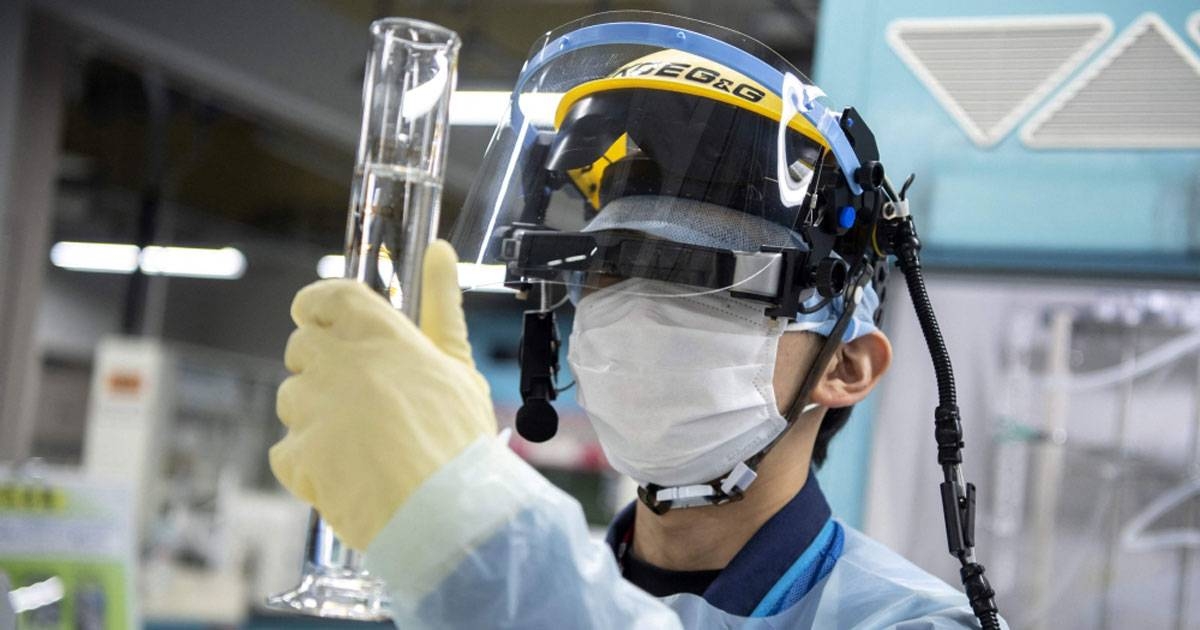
[{"left": 269, "top": 240, "right": 496, "bottom": 550}]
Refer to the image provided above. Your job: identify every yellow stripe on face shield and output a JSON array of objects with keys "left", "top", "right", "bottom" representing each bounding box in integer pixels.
[
  {"left": 552, "top": 50, "right": 831, "bottom": 210},
  {"left": 553, "top": 49, "right": 830, "bottom": 151},
  {"left": 555, "top": 79, "right": 828, "bottom": 149}
]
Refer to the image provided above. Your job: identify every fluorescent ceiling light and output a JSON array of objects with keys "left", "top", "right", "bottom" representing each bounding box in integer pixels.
[
  {"left": 141, "top": 246, "right": 246, "bottom": 279},
  {"left": 317, "top": 254, "right": 513, "bottom": 293},
  {"left": 50, "top": 241, "right": 139, "bottom": 273},
  {"left": 449, "top": 91, "right": 510, "bottom": 126},
  {"left": 316, "top": 254, "right": 345, "bottom": 280},
  {"left": 49, "top": 242, "right": 246, "bottom": 279},
  {"left": 449, "top": 91, "right": 561, "bottom": 127}
]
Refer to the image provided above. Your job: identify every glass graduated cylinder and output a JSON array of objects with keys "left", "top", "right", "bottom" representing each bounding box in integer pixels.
[{"left": 344, "top": 163, "right": 443, "bottom": 317}]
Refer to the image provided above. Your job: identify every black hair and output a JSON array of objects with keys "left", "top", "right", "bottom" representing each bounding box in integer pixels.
[{"left": 811, "top": 405, "right": 853, "bottom": 468}]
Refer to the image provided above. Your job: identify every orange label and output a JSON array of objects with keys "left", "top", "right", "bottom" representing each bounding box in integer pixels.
[{"left": 106, "top": 371, "right": 142, "bottom": 395}]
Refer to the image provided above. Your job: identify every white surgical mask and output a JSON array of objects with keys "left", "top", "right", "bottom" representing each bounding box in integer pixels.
[{"left": 567, "top": 278, "right": 788, "bottom": 487}]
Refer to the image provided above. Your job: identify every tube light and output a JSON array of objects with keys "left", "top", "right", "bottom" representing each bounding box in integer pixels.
[
  {"left": 140, "top": 245, "right": 246, "bottom": 279},
  {"left": 449, "top": 91, "right": 561, "bottom": 127},
  {"left": 49, "top": 242, "right": 246, "bottom": 279},
  {"left": 316, "top": 254, "right": 346, "bottom": 280},
  {"left": 49, "top": 242, "right": 139, "bottom": 273},
  {"left": 316, "top": 254, "right": 513, "bottom": 293}
]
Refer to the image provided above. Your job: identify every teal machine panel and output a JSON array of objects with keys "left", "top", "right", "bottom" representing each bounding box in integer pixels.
[
  {"left": 815, "top": 0, "right": 1200, "bottom": 273},
  {"left": 813, "top": 0, "right": 1200, "bottom": 525}
]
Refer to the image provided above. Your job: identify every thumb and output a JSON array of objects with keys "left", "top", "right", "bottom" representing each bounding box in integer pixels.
[{"left": 419, "top": 240, "right": 474, "bottom": 366}]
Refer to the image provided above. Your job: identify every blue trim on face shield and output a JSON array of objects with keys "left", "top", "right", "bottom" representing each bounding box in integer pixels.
[{"left": 505, "top": 21, "right": 864, "bottom": 196}]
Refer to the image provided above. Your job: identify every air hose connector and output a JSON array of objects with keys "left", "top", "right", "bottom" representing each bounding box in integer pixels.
[
  {"left": 961, "top": 563, "right": 1001, "bottom": 630},
  {"left": 934, "top": 405, "right": 965, "bottom": 466}
]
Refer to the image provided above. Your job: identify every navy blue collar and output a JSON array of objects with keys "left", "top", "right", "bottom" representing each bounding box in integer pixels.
[{"left": 606, "top": 473, "right": 833, "bottom": 616}]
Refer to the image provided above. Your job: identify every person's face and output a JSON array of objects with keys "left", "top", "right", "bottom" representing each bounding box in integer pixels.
[
  {"left": 573, "top": 277, "right": 892, "bottom": 415},
  {"left": 773, "top": 331, "right": 823, "bottom": 414}
]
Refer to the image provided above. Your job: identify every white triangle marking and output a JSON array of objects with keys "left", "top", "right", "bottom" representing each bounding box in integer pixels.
[
  {"left": 1022, "top": 13, "right": 1200, "bottom": 149},
  {"left": 887, "top": 15, "right": 1112, "bottom": 147}
]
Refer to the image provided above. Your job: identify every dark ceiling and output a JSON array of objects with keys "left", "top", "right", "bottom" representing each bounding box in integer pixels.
[{"left": 53, "top": 0, "right": 821, "bottom": 253}]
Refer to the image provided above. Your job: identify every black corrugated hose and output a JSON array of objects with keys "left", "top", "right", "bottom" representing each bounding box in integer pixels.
[{"left": 891, "top": 218, "right": 1003, "bottom": 630}]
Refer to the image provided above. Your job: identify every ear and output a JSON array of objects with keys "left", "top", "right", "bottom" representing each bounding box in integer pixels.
[{"left": 809, "top": 331, "right": 892, "bottom": 409}]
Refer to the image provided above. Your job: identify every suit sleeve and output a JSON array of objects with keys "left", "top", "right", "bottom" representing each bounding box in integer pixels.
[{"left": 365, "top": 435, "right": 683, "bottom": 630}]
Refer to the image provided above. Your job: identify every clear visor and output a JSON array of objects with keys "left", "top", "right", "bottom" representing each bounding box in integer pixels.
[{"left": 450, "top": 11, "right": 842, "bottom": 299}]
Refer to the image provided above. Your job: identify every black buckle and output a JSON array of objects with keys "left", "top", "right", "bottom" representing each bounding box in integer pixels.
[{"left": 940, "top": 478, "right": 976, "bottom": 556}]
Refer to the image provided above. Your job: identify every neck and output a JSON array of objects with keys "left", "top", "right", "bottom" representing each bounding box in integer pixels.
[{"left": 630, "top": 414, "right": 821, "bottom": 571}]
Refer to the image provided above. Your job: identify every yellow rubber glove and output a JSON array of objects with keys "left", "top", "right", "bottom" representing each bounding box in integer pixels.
[{"left": 269, "top": 240, "right": 497, "bottom": 550}]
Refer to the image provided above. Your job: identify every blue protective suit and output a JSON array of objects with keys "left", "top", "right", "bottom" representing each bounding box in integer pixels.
[{"left": 364, "top": 436, "right": 1002, "bottom": 629}]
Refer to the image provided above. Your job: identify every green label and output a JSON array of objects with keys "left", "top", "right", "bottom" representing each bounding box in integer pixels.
[
  {"left": 0, "top": 485, "right": 67, "bottom": 513},
  {"left": 2, "top": 558, "right": 128, "bottom": 630}
]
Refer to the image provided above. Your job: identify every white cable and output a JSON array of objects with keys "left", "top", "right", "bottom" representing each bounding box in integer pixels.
[
  {"left": 1119, "top": 477, "right": 1200, "bottom": 552},
  {"left": 1042, "top": 329, "right": 1200, "bottom": 392}
]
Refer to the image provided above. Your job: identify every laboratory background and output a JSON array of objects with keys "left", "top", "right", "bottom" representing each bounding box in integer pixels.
[{"left": 0, "top": 0, "right": 1197, "bottom": 628}]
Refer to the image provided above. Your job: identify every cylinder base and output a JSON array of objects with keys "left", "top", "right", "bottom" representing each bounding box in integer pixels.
[{"left": 265, "top": 562, "right": 392, "bottom": 621}]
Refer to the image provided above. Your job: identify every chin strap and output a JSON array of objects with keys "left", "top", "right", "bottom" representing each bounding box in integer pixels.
[
  {"left": 636, "top": 403, "right": 819, "bottom": 514},
  {"left": 636, "top": 265, "right": 875, "bottom": 515}
]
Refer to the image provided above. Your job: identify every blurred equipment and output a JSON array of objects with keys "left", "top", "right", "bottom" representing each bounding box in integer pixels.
[
  {"left": 867, "top": 280, "right": 1200, "bottom": 630},
  {"left": 988, "top": 292, "right": 1200, "bottom": 630},
  {"left": 81, "top": 336, "right": 305, "bottom": 625},
  {"left": 265, "top": 17, "right": 460, "bottom": 621},
  {"left": 0, "top": 464, "right": 135, "bottom": 630}
]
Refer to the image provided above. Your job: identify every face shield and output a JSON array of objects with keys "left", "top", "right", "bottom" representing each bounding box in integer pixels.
[
  {"left": 451, "top": 11, "right": 865, "bottom": 311},
  {"left": 454, "top": 10, "right": 886, "bottom": 486}
]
